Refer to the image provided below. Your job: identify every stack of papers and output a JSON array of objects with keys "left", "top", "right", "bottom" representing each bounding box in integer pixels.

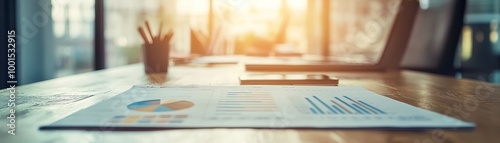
[{"left": 42, "top": 86, "right": 474, "bottom": 129}]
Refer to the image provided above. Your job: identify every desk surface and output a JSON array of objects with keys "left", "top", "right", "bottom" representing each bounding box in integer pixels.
[{"left": 1, "top": 64, "right": 499, "bottom": 143}]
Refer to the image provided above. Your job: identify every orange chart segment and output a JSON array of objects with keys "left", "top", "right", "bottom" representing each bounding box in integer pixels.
[{"left": 128, "top": 99, "right": 194, "bottom": 112}]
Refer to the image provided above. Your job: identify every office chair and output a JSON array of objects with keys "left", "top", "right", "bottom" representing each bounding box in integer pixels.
[{"left": 401, "top": 0, "right": 466, "bottom": 75}]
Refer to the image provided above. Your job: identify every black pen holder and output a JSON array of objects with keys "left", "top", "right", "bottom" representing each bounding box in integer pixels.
[{"left": 142, "top": 43, "right": 170, "bottom": 73}]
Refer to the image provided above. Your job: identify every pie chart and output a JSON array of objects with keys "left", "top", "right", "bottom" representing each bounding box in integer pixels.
[{"left": 127, "top": 99, "right": 194, "bottom": 112}]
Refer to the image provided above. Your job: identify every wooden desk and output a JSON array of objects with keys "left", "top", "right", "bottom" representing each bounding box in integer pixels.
[{"left": 1, "top": 64, "right": 499, "bottom": 143}]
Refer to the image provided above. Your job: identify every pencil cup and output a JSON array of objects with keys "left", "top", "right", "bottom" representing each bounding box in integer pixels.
[{"left": 142, "top": 44, "right": 170, "bottom": 73}]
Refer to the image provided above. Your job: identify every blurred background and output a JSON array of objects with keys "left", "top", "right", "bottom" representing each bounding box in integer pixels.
[{"left": 1, "top": 0, "right": 499, "bottom": 87}]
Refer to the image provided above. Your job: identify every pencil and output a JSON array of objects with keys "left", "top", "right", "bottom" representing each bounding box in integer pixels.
[
  {"left": 162, "top": 31, "right": 174, "bottom": 45},
  {"left": 145, "top": 20, "right": 155, "bottom": 43},
  {"left": 138, "top": 27, "right": 150, "bottom": 44},
  {"left": 158, "top": 21, "right": 163, "bottom": 40}
]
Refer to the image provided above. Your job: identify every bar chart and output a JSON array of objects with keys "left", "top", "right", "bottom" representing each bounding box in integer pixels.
[{"left": 304, "top": 96, "right": 386, "bottom": 115}]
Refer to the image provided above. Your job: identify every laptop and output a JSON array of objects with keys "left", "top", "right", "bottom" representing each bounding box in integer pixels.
[{"left": 244, "top": 0, "right": 420, "bottom": 71}]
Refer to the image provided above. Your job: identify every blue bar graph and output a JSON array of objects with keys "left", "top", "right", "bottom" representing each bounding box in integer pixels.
[
  {"left": 330, "top": 100, "right": 352, "bottom": 114},
  {"left": 302, "top": 95, "right": 386, "bottom": 115},
  {"left": 305, "top": 98, "right": 324, "bottom": 114},
  {"left": 358, "top": 100, "right": 386, "bottom": 114},
  {"left": 334, "top": 97, "right": 362, "bottom": 114},
  {"left": 343, "top": 96, "right": 378, "bottom": 114},
  {"left": 351, "top": 104, "right": 370, "bottom": 114},
  {"left": 331, "top": 105, "right": 345, "bottom": 114},
  {"left": 313, "top": 96, "right": 337, "bottom": 114},
  {"left": 310, "top": 108, "right": 317, "bottom": 114}
]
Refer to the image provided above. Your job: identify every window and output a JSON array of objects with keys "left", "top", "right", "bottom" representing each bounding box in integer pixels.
[
  {"left": 104, "top": 0, "right": 210, "bottom": 68},
  {"left": 459, "top": 0, "right": 500, "bottom": 83},
  {"left": 52, "top": 0, "right": 94, "bottom": 77},
  {"left": 210, "top": 0, "right": 308, "bottom": 55},
  {"left": 329, "top": 0, "right": 400, "bottom": 63}
]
